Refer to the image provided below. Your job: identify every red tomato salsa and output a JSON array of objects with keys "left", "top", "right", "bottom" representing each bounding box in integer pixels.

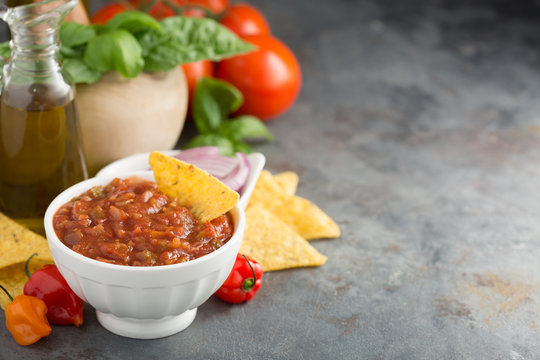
[{"left": 53, "top": 176, "right": 234, "bottom": 266}]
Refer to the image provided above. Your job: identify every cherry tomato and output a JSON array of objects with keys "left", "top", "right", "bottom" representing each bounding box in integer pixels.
[
  {"left": 215, "top": 35, "right": 302, "bottom": 121},
  {"left": 219, "top": 3, "right": 270, "bottom": 37},
  {"left": 181, "top": 60, "right": 214, "bottom": 99},
  {"left": 90, "top": 3, "right": 130, "bottom": 24}
]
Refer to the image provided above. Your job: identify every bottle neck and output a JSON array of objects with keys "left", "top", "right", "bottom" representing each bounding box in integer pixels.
[{"left": 8, "top": 27, "right": 62, "bottom": 76}]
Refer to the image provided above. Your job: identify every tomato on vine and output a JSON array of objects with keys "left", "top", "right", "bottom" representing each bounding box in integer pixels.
[
  {"left": 90, "top": 0, "right": 228, "bottom": 23},
  {"left": 215, "top": 34, "right": 302, "bottom": 120},
  {"left": 91, "top": 2, "right": 131, "bottom": 24},
  {"left": 219, "top": 3, "right": 270, "bottom": 37},
  {"left": 182, "top": 60, "right": 214, "bottom": 99},
  {"left": 179, "top": 0, "right": 228, "bottom": 16}
]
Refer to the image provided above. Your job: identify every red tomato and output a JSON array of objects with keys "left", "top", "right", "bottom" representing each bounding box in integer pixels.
[
  {"left": 181, "top": 8, "right": 207, "bottom": 17},
  {"left": 215, "top": 35, "right": 302, "bottom": 121},
  {"left": 187, "top": 0, "right": 228, "bottom": 14},
  {"left": 181, "top": 60, "right": 214, "bottom": 99},
  {"left": 90, "top": 3, "right": 130, "bottom": 24},
  {"left": 177, "top": 0, "right": 228, "bottom": 16},
  {"left": 131, "top": 0, "right": 180, "bottom": 19},
  {"left": 91, "top": 0, "right": 227, "bottom": 22},
  {"left": 219, "top": 3, "right": 270, "bottom": 37}
]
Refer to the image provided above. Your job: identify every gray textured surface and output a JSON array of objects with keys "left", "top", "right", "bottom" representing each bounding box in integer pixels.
[{"left": 3, "top": 0, "right": 540, "bottom": 358}]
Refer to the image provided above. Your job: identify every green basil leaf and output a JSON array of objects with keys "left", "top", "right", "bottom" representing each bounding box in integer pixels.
[
  {"left": 219, "top": 115, "right": 274, "bottom": 142},
  {"left": 62, "top": 58, "right": 102, "bottom": 84},
  {"left": 199, "top": 77, "right": 243, "bottom": 118},
  {"left": 137, "top": 27, "right": 166, "bottom": 57},
  {"left": 92, "top": 23, "right": 107, "bottom": 34},
  {"left": 156, "top": 16, "right": 256, "bottom": 64},
  {"left": 142, "top": 39, "right": 192, "bottom": 72},
  {"left": 185, "top": 134, "right": 236, "bottom": 156},
  {"left": 138, "top": 28, "right": 182, "bottom": 71},
  {"left": 192, "top": 79, "right": 222, "bottom": 134},
  {"left": 232, "top": 141, "right": 253, "bottom": 154},
  {"left": 83, "top": 29, "right": 144, "bottom": 78},
  {"left": 60, "top": 44, "right": 84, "bottom": 59},
  {"left": 0, "top": 41, "right": 11, "bottom": 59},
  {"left": 60, "top": 22, "right": 96, "bottom": 48},
  {"left": 105, "top": 11, "right": 162, "bottom": 34}
]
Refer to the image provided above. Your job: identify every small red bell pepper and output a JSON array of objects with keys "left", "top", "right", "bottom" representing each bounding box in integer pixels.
[
  {"left": 215, "top": 254, "right": 263, "bottom": 303},
  {"left": 24, "top": 258, "right": 84, "bottom": 327},
  {"left": 0, "top": 285, "right": 51, "bottom": 346}
]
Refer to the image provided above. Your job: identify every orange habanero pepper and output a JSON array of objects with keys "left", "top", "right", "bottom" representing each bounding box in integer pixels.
[{"left": 1, "top": 285, "right": 51, "bottom": 346}]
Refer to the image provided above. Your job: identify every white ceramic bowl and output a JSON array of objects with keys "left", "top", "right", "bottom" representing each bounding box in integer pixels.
[
  {"left": 95, "top": 150, "right": 266, "bottom": 210},
  {"left": 44, "top": 171, "right": 245, "bottom": 339}
]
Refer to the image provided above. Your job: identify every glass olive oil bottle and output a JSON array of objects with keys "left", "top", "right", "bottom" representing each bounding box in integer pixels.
[{"left": 0, "top": 0, "right": 88, "bottom": 234}]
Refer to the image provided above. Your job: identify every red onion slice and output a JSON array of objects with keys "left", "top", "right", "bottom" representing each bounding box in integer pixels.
[
  {"left": 173, "top": 146, "right": 220, "bottom": 161},
  {"left": 219, "top": 153, "right": 250, "bottom": 193},
  {"left": 173, "top": 147, "right": 251, "bottom": 193}
]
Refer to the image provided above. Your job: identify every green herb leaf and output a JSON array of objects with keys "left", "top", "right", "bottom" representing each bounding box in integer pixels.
[
  {"left": 232, "top": 141, "right": 253, "bottom": 154},
  {"left": 62, "top": 58, "right": 102, "bottom": 84},
  {"left": 0, "top": 12, "right": 255, "bottom": 85},
  {"left": 185, "top": 134, "right": 236, "bottom": 156},
  {"left": 219, "top": 115, "right": 274, "bottom": 142},
  {"left": 105, "top": 11, "right": 162, "bottom": 34},
  {"left": 199, "top": 77, "right": 243, "bottom": 118},
  {"left": 0, "top": 41, "right": 11, "bottom": 59},
  {"left": 139, "top": 16, "right": 256, "bottom": 72},
  {"left": 140, "top": 34, "right": 192, "bottom": 72},
  {"left": 60, "top": 45, "right": 84, "bottom": 59},
  {"left": 157, "top": 16, "right": 255, "bottom": 64},
  {"left": 0, "top": 42, "right": 9, "bottom": 69},
  {"left": 189, "top": 76, "right": 273, "bottom": 155},
  {"left": 92, "top": 23, "right": 108, "bottom": 35},
  {"left": 83, "top": 29, "right": 144, "bottom": 78},
  {"left": 192, "top": 79, "right": 223, "bottom": 134},
  {"left": 60, "top": 22, "right": 96, "bottom": 48}
]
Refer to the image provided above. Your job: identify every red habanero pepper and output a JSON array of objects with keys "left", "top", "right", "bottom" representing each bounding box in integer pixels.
[
  {"left": 215, "top": 254, "right": 263, "bottom": 303},
  {"left": 0, "top": 285, "right": 51, "bottom": 346},
  {"left": 24, "top": 260, "right": 84, "bottom": 327}
]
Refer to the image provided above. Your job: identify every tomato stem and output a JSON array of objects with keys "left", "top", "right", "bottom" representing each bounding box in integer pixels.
[
  {"left": 24, "top": 253, "right": 38, "bottom": 279},
  {"left": 241, "top": 254, "right": 257, "bottom": 292},
  {"left": 117, "top": 0, "right": 137, "bottom": 10},
  {"left": 0, "top": 284, "right": 13, "bottom": 302}
]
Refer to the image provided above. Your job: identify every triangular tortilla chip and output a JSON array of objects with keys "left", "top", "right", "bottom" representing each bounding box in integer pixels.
[
  {"left": 273, "top": 171, "right": 299, "bottom": 196},
  {"left": 240, "top": 205, "right": 327, "bottom": 271},
  {"left": 0, "top": 212, "right": 53, "bottom": 269},
  {"left": 149, "top": 151, "right": 239, "bottom": 222},
  {"left": 0, "top": 259, "right": 53, "bottom": 309},
  {"left": 248, "top": 170, "right": 283, "bottom": 205},
  {"left": 280, "top": 196, "right": 341, "bottom": 240},
  {"left": 248, "top": 171, "right": 340, "bottom": 240}
]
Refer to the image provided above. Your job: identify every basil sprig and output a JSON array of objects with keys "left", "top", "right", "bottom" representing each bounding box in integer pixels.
[
  {"left": 186, "top": 77, "right": 273, "bottom": 155},
  {"left": 0, "top": 11, "right": 255, "bottom": 84}
]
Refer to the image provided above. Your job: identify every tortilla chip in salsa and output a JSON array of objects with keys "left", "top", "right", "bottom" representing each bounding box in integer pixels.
[{"left": 149, "top": 151, "right": 239, "bottom": 223}]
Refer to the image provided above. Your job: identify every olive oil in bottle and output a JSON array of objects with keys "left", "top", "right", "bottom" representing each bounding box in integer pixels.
[
  {"left": 0, "top": 0, "right": 88, "bottom": 234},
  {"left": 0, "top": 86, "right": 87, "bottom": 233}
]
